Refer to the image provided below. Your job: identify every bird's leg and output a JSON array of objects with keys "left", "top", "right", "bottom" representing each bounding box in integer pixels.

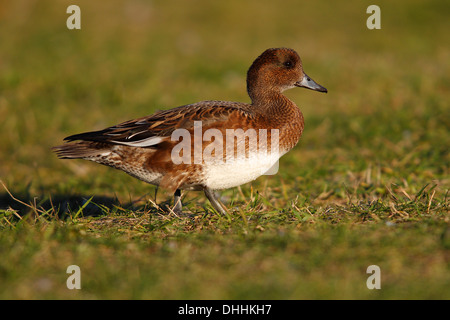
[
  {"left": 173, "top": 189, "right": 183, "bottom": 215},
  {"left": 204, "top": 187, "right": 228, "bottom": 215}
]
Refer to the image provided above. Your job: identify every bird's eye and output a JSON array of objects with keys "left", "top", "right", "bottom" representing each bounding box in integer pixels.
[{"left": 284, "top": 61, "right": 293, "bottom": 68}]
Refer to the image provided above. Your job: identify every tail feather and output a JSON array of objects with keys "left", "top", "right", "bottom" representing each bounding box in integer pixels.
[{"left": 52, "top": 141, "right": 110, "bottom": 159}]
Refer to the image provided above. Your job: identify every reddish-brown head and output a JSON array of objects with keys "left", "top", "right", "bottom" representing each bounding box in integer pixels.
[{"left": 247, "top": 48, "right": 327, "bottom": 103}]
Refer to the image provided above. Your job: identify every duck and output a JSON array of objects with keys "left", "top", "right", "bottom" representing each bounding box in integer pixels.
[{"left": 53, "top": 48, "right": 327, "bottom": 215}]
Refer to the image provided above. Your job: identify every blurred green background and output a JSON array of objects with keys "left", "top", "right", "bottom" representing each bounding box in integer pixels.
[
  {"left": 0, "top": 0, "right": 448, "bottom": 299},
  {"left": 0, "top": 0, "right": 448, "bottom": 196}
]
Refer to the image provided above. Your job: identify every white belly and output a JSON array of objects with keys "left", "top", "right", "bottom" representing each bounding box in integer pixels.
[{"left": 203, "top": 153, "right": 281, "bottom": 190}]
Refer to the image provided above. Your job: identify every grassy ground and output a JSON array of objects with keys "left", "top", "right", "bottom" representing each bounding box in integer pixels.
[{"left": 0, "top": 0, "right": 449, "bottom": 299}]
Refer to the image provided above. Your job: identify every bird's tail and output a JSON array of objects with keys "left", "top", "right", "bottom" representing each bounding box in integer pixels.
[{"left": 52, "top": 141, "right": 110, "bottom": 160}]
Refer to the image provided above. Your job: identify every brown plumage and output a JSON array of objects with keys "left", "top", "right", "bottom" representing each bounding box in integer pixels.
[{"left": 53, "top": 48, "right": 327, "bottom": 215}]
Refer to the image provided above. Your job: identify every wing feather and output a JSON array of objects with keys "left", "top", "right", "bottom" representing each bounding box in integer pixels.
[{"left": 63, "top": 101, "right": 254, "bottom": 148}]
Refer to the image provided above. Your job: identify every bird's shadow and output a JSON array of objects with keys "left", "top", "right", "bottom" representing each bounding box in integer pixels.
[{"left": 0, "top": 190, "right": 178, "bottom": 220}]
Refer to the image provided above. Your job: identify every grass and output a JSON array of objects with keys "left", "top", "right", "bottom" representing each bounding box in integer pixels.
[{"left": 0, "top": 0, "right": 449, "bottom": 299}]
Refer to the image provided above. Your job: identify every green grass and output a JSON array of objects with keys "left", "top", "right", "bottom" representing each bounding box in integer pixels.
[{"left": 0, "top": 0, "right": 449, "bottom": 299}]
